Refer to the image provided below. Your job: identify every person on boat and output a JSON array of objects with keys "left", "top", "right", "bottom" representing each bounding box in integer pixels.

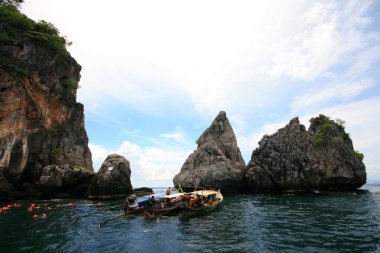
[
  {"left": 148, "top": 196, "right": 156, "bottom": 207},
  {"left": 124, "top": 197, "right": 130, "bottom": 212},
  {"left": 196, "top": 195, "right": 202, "bottom": 207},
  {"left": 188, "top": 197, "right": 196, "bottom": 207},
  {"left": 177, "top": 184, "right": 184, "bottom": 193},
  {"left": 166, "top": 187, "right": 172, "bottom": 195}
]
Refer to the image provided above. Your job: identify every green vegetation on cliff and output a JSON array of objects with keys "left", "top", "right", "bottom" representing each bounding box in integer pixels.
[
  {"left": 310, "top": 115, "right": 336, "bottom": 145},
  {"left": 310, "top": 115, "right": 351, "bottom": 144},
  {"left": 309, "top": 114, "right": 364, "bottom": 162},
  {"left": 353, "top": 150, "right": 364, "bottom": 162},
  {"left": 63, "top": 77, "right": 80, "bottom": 89},
  {"left": 0, "top": 2, "right": 74, "bottom": 80}
]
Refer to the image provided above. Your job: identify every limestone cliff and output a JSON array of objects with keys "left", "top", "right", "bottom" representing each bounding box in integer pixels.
[
  {"left": 0, "top": 5, "right": 93, "bottom": 198},
  {"left": 245, "top": 115, "right": 366, "bottom": 193},
  {"left": 173, "top": 111, "right": 246, "bottom": 194}
]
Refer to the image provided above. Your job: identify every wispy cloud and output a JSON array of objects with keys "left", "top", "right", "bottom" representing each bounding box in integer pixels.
[
  {"left": 292, "top": 79, "right": 375, "bottom": 110},
  {"left": 159, "top": 128, "right": 189, "bottom": 146}
]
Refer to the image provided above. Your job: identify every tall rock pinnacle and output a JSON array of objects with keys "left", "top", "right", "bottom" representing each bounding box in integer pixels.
[{"left": 173, "top": 111, "right": 246, "bottom": 194}]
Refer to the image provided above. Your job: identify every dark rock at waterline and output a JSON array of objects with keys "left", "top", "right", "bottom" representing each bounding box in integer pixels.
[
  {"left": 245, "top": 115, "right": 366, "bottom": 193},
  {"left": 86, "top": 154, "right": 133, "bottom": 199},
  {"left": 133, "top": 187, "right": 153, "bottom": 194},
  {"left": 0, "top": 177, "right": 14, "bottom": 200},
  {"left": 39, "top": 164, "right": 94, "bottom": 198},
  {"left": 173, "top": 111, "right": 246, "bottom": 194}
]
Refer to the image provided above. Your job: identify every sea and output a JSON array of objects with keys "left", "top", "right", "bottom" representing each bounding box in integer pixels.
[{"left": 1, "top": 185, "right": 380, "bottom": 253}]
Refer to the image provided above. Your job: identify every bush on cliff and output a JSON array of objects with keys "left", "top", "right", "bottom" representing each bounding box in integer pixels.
[
  {"left": 310, "top": 114, "right": 364, "bottom": 162},
  {"left": 310, "top": 114, "right": 353, "bottom": 145},
  {"left": 63, "top": 78, "right": 80, "bottom": 89},
  {"left": 0, "top": 3, "right": 72, "bottom": 69},
  {"left": 353, "top": 150, "right": 364, "bottom": 162}
]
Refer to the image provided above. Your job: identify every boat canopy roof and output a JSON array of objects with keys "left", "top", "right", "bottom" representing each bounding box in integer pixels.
[
  {"left": 192, "top": 190, "right": 219, "bottom": 197},
  {"left": 161, "top": 193, "right": 184, "bottom": 199}
]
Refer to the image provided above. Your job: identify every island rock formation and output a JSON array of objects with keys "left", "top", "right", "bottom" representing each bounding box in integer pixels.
[
  {"left": 245, "top": 115, "right": 366, "bottom": 193},
  {"left": 86, "top": 154, "right": 133, "bottom": 199},
  {"left": 173, "top": 111, "right": 246, "bottom": 194},
  {"left": 0, "top": 5, "right": 93, "bottom": 199}
]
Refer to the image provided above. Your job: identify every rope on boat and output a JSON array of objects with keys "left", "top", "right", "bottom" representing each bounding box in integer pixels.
[{"left": 98, "top": 213, "right": 124, "bottom": 228}]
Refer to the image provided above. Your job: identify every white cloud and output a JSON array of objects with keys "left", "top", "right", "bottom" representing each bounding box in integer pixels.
[
  {"left": 369, "top": 32, "right": 380, "bottom": 42},
  {"left": 89, "top": 141, "right": 192, "bottom": 187},
  {"left": 347, "top": 44, "right": 380, "bottom": 78},
  {"left": 88, "top": 144, "right": 109, "bottom": 171},
  {"left": 159, "top": 128, "right": 189, "bottom": 146},
  {"left": 89, "top": 129, "right": 195, "bottom": 187},
  {"left": 292, "top": 79, "right": 375, "bottom": 110},
  {"left": 367, "top": 164, "right": 380, "bottom": 181},
  {"left": 258, "top": 0, "right": 369, "bottom": 80},
  {"left": 21, "top": 0, "right": 378, "bottom": 116}
]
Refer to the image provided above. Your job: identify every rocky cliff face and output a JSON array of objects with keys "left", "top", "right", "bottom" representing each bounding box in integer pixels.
[
  {"left": 173, "top": 111, "right": 246, "bottom": 194},
  {"left": 86, "top": 154, "right": 133, "bottom": 199},
  {"left": 245, "top": 115, "right": 366, "bottom": 193},
  {"left": 0, "top": 6, "right": 93, "bottom": 198}
]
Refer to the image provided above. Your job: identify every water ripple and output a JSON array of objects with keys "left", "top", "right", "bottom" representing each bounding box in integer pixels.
[{"left": 1, "top": 189, "right": 380, "bottom": 252}]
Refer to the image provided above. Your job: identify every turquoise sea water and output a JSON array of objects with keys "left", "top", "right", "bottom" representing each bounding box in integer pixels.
[{"left": 1, "top": 185, "right": 380, "bottom": 253}]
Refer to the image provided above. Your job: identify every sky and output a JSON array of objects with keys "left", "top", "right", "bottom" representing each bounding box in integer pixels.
[{"left": 21, "top": 0, "right": 380, "bottom": 187}]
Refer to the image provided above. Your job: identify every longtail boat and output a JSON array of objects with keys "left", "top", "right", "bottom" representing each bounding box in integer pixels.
[
  {"left": 179, "top": 190, "right": 223, "bottom": 218},
  {"left": 142, "top": 192, "right": 184, "bottom": 220}
]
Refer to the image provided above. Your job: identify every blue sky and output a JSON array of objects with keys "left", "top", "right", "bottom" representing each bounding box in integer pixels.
[{"left": 22, "top": 0, "right": 380, "bottom": 187}]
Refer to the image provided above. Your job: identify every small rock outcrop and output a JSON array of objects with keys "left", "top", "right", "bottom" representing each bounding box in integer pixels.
[
  {"left": 245, "top": 115, "right": 366, "bottom": 193},
  {"left": 0, "top": 5, "right": 93, "bottom": 198},
  {"left": 86, "top": 154, "right": 133, "bottom": 199},
  {"left": 173, "top": 111, "right": 246, "bottom": 194},
  {"left": 39, "top": 164, "right": 93, "bottom": 198},
  {"left": 133, "top": 187, "right": 153, "bottom": 194}
]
